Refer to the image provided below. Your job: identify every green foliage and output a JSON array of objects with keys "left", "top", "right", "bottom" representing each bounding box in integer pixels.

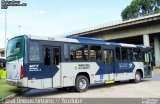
[
  {"left": 121, "top": 0, "right": 160, "bottom": 20},
  {"left": 0, "top": 80, "right": 21, "bottom": 99},
  {"left": 0, "top": 69, "right": 6, "bottom": 79}
]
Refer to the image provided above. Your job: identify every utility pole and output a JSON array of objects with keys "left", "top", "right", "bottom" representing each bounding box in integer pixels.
[
  {"left": 4, "top": 9, "right": 7, "bottom": 57},
  {"left": 1, "top": 0, "right": 27, "bottom": 57}
]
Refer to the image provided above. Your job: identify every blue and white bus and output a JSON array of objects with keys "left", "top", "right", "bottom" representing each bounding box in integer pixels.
[{"left": 6, "top": 35, "right": 153, "bottom": 92}]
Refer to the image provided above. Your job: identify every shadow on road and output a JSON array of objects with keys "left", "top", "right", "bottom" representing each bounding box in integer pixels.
[{"left": 20, "top": 80, "right": 150, "bottom": 98}]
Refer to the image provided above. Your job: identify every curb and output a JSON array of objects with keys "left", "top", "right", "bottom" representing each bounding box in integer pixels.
[{"left": 0, "top": 88, "right": 31, "bottom": 103}]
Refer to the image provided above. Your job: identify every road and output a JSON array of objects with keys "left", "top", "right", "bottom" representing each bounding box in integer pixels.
[{"left": 17, "top": 73, "right": 160, "bottom": 98}]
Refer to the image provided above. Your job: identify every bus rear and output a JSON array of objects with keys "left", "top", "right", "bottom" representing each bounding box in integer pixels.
[{"left": 6, "top": 36, "right": 25, "bottom": 86}]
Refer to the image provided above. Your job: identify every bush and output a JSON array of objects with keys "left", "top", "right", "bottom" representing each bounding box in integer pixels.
[{"left": 0, "top": 68, "right": 6, "bottom": 79}]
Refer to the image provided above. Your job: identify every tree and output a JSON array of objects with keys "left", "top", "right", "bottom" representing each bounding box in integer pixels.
[{"left": 121, "top": 0, "right": 160, "bottom": 20}]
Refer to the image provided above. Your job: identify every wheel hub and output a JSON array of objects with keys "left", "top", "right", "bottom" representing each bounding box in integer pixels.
[{"left": 79, "top": 79, "right": 86, "bottom": 89}]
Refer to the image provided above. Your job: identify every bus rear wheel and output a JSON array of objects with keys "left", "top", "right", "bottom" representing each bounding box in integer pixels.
[
  {"left": 75, "top": 75, "right": 89, "bottom": 93},
  {"left": 134, "top": 71, "right": 141, "bottom": 83}
]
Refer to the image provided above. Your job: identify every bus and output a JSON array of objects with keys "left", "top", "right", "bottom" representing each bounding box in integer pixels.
[
  {"left": 6, "top": 35, "right": 153, "bottom": 92},
  {"left": 0, "top": 57, "right": 6, "bottom": 78}
]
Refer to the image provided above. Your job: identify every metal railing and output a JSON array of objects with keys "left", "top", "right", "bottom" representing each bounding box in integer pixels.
[{"left": 55, "top": 13, "right": 160, "bottom": 38}]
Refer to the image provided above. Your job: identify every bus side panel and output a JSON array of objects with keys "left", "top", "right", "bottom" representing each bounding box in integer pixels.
[
  {"left": 114, "top": 62, "right": 144, "bottom": 81},
  {"left": 61, "top": 62, "right": 101, "bottom": 87},
  {"left": 133, "top": 62, "right": 144, "bottom": 77},
  {"left": 28, "top": 79, "right": 43, "bottom": 89},
  {"left": 6, "top": 58, "right": 23, "bottom": 80},
  {"left": 27, "top": 78, "right": 52, "bottom": 89},
  {"left": 52, "top": 67, "right": 61, "bottom": 88},
  {"left": 24, "top": 63, "right": 59, "bottom": 89}
]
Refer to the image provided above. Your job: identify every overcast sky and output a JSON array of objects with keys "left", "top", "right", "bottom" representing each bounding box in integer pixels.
[{"left": 0, "top": 0, "right": 132, "bottom": 48}]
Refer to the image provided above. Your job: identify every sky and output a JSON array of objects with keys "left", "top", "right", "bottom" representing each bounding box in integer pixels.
[{"left": 0, "top": 0, "right": 132, "bottom": 48}]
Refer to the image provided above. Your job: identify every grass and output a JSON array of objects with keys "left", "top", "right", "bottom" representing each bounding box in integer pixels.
[{"left": 0, "top": 79, "right": 22, "bottom": 100}]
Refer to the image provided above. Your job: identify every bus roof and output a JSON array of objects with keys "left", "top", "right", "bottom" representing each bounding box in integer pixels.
[{"left": 15, "top": 35, "right": 151, "bottom": 48}]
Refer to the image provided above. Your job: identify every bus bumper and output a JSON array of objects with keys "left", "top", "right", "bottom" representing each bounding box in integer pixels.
[{"left": 6, "top": 78, "right": 23, "bottom": 86}]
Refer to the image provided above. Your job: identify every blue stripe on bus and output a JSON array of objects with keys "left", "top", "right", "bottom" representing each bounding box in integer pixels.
[
  {"left": 24, "top": 63, "right": 59, "bottom": 79},
  {"left": 66, "top": 36, "right": 149, "bottom": 48},
  {"left": 96, "top": 61, "right": 135, "bottom": 75},
  {"left": 95, "top": 62, "right": 105, "bottom": 75},
  {"left": 115, "top": 61, "right": 135, "bottom": 73},
  {"left": 66, "top": 36, "right": 121, "bottom": 46},
  {"left": 95, "top": 62, "right": 115, "bottom": 75}
]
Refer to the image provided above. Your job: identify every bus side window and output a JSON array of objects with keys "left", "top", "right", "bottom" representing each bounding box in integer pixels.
[
  {"left": 104, "top": 50, "right": 114, "bottom": 64},
  {"left": 115, "top": 47, "right": 121, "bottom": 61},
  {"left": 82, "top": 45, "right": 89, "bottom": 60},
  {"left": 121, "top": 48, "right": 133, "bottom": 61},
  {"left": 128, "top": 48, "right": 133, "bottom": 60},
  {"left": 143, "top": 52, "right": 150, "bottom": 65},
  {"left": 70, "top": 44, "right": 82, "bottom": 60},
  {"left": 121, "top": 48, "right": 128, "bottom": 61},
  {"left": 70, "top": 44, "right": 89, "bottom": 61},
  {"left": 29, "top": 41, "right": 40, "bottom": 62},
  {"left": 64, "top": 44, "right": 69, "bottom": 61},
  {"left": 53, "top": 48, "right": 60, "bottom": 65},
  {"left": 90, "top": 46, "right": 102, "bottom": 61},
  {"left": 133, "top": 48, "right": 141, "bottom": 61},
  {"left": 44, "top": 48, "right": 51, "bottom": 65}
]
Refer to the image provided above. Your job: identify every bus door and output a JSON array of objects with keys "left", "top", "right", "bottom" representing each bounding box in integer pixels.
[
  {"left": 143, "top": 50, "right": 153, "bottom": 77},
  {"left": 43, "top": 46, "right": 61, "bottom": 88},
  {"left": 103, "top": 49, "right": 115, "bottom": 81}
]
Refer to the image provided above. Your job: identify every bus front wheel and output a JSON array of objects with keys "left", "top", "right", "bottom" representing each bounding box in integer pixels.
[
  {"left": 75, "top": 75, "right": 89, "bottom": 93},
  {"left": 134, "top": 71, "right": 141, "bottom": 83}
]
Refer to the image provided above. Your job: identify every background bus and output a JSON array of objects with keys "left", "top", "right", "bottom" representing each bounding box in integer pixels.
[{"left": 6, "top": 35, "right": 153, "bottom": 92}]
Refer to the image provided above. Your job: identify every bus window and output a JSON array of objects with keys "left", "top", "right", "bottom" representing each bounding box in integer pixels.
[
  {"left": 121, "top": 48, "right": 128, "bottom": 61},
  {"left": 44, "top": 47, "right": 51, "bottom": 65},
  {"left": 52, "top": 48, "right": 60, "bottom": 65},
  {"left": 115, "top": 47, "right": 121, "bottom": 61},
  {"left": 128, "top": 48, "right": 133, "bottom": 60},
  {"left": 133, "top": 48, "right": 141, "bottom": 61},
  {"left": 64, "top": 44, "right": 69, "bottom": 61},
  {"left": 16, "top": 42, "right": 21, "bottom": 49},
  {"left": 104, "top": 50, "right": 114, "bottom": 64},
  {"left": 90, "top": 46, "right": 102, "bottom": 61},
  {"left": 143, "top": 52, "right": 150, "bottom": 65},
  {"left": 7, "top": 36, "right": 25, "bottom": 62},
  {"left": 121, "top": 48, "right": 133, "bottom": 61},
  {"left": 29, "top": 41, "right": 40, "bottom": 62},
  {"left": 70, "top": 44, "right": 88, "bottom": 61},
  {"left": 82, "top": 46, "right": 89, "bottom": 60}
]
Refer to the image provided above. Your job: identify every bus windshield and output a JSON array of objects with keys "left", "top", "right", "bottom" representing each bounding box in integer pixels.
[{"left": 7, "top": 36, "right": 25, "bottom": 62}]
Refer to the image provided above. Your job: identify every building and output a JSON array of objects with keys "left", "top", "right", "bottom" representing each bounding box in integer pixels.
[{"left": 0, "top": 48, "right": 5, "bottom": 58}]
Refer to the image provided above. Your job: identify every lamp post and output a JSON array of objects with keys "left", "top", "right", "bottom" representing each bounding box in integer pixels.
[
  {"left": 1, "top": 0, "right": 27, "bottom": 57},
  {"left": 4, "top": 9, "right": 7, "bottom": 57}
]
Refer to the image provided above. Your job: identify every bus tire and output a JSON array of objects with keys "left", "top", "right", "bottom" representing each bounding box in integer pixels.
[
  {"left": 75, "top": 75, "right": 89, "bottom": 93},
  {"left": 134, "top": 71, "right": 141, "bottom": 83}
]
